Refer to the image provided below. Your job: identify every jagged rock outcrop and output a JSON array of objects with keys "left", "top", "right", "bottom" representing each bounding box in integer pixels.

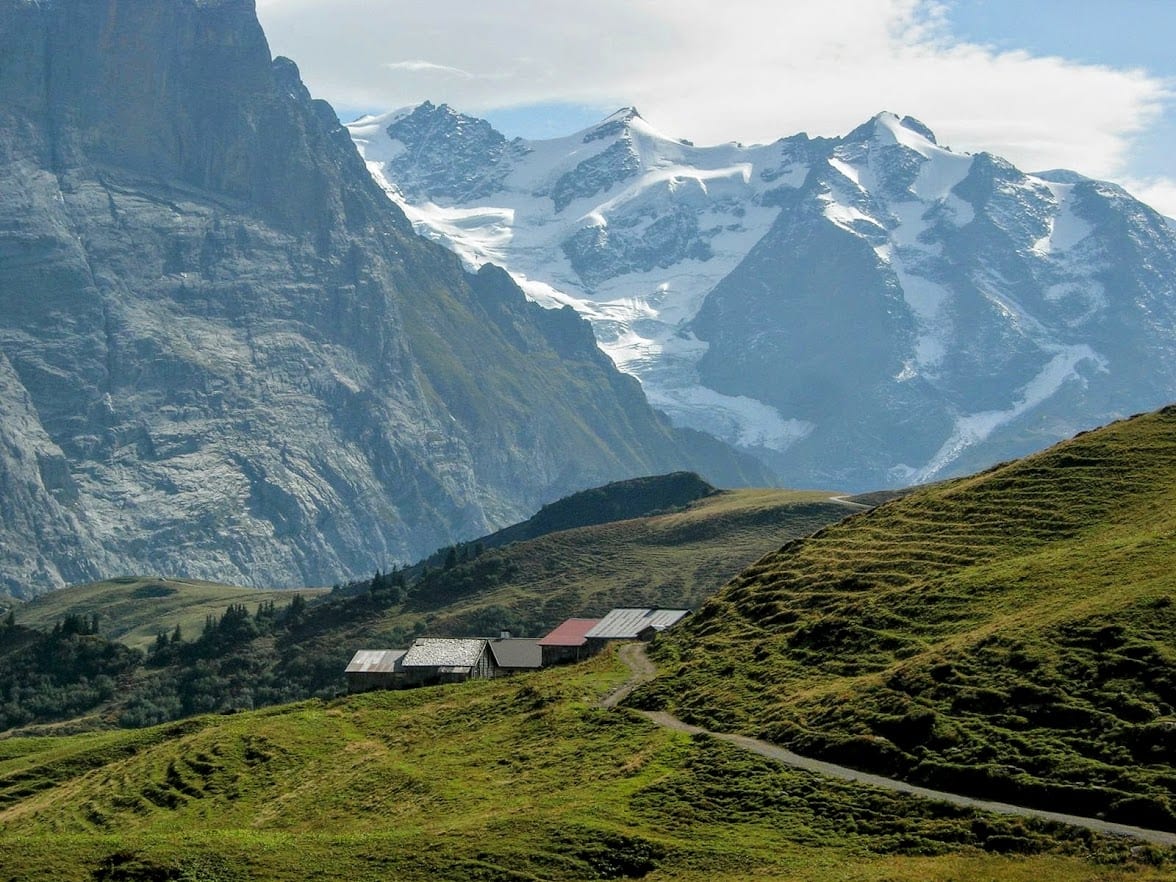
[{"left": 0, "top": 0, "right": 766, "bottom": 597}]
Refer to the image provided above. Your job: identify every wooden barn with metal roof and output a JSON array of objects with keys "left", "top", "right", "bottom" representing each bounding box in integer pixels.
[
  {"left": 487, "top": 636, "right": 544, "bottom": 675},
  {"left": 344, "top": 649, "right": 407, "bottom": 693}
]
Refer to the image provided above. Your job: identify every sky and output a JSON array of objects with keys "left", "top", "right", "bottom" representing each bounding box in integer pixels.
[{"left": 255, "top": 0, "right": 1176, "bottom": 217}]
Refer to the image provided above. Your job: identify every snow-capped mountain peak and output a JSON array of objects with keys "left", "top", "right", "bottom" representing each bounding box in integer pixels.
[
  {"left": 581, "top": 106, "right": 645, "bottom": 141},
  {"left": 350, "top": 106, "right": 1176, "bottom": 490}
]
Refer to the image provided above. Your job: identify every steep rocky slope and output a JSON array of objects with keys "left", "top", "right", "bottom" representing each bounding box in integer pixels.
[{"left": 0, "top": 0, "right": 764, "bottom": 596}]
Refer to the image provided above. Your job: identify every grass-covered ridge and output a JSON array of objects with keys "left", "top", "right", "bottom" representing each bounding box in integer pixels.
[
  {"left": 639, "top": 406, "right": 1176, "bottom": 830},
  {"left": 470, "top": 470, "right": 721, "bottom": 552},
  {"left": 388, "top": 487, "right": 851, "bottom": 638},
  {"left": 0, "top": 486, "right": 851, "bottom": 737},
  {"left": 0, "top": 652, "right": 1170, "bottom": 881}
]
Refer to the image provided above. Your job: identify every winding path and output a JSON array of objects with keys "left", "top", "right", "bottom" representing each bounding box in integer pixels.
[{"left": 602, "top": 644, "right": 1176, "bottom": 848}]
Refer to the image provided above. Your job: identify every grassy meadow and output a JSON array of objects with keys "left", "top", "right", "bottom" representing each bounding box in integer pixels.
[
  {"left": 639, "top": 407, "right": 1176, "bottom": 829},
  {"left": 388, "top": 488, "right": 852, "bottom": 637},
  {"left": 0, "top": 651, "right": 1170, "bottom": 881}
]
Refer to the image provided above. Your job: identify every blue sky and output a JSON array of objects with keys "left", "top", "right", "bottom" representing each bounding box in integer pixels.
[
  {"left": 946, "top": 0, "right": 1175, "bottom": 74},
  {"left": 258, "top": 0, "right": 1176, "bottom": 215},
  {"left": 943, "top": 0, "right": 1176, "bottom": 187}
]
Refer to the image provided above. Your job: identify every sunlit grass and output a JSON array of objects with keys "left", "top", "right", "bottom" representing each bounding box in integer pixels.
[
  {"left": 0, "top": 650, "right": 1169, "bottom": 880},
  {"left": 644, "top": 407, "right": 1176, "bottom": 830},
  {"left": 18, "top": 577, "right": 326, "bottom": 650}
]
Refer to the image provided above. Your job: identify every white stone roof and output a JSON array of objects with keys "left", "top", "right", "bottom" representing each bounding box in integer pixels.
[{"left": 401, "top": 638, "right": 487, "bottom": 669}]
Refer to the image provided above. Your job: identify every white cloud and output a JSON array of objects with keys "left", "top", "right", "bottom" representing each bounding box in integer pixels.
[
  {"left": 1122, "top": 178, "right": 1176, "bottom": 220},
  {"left": 256, "top": 0, "right": 1172, "bottom": 207},
  {"left": 382, "top": 60, "right": 475, "bottom": 78}
]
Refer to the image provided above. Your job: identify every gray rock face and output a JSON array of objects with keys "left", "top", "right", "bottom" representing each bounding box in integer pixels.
[
  {"left": 551, "top": 136, "right": 642, "bottom": 213},
  {"left": 562, "top": 205, "right": 713, "bottom": 287},
  {"left": 381, "top": 102, "right": 528, "bottom": 202},
  {"left": 0, "top": 0, "right": 767, "bottom": 597}
]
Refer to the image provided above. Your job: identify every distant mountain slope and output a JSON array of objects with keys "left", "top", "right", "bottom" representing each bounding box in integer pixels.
[
  {"left": 0, "top": 0, "right": 766, "bottom": 597},
  {"left": 352, "top": 104, "right": 1176, "bottom": 489},
  {"left": 18, "top": 578, "right": 326, "bottom": 651},
  {"left": 639, "top": 406, "right": 1176, "bottom": 830},
  {"left": 692, "top": 119, "right": 1176, "bottom": 488},
  {"left": 474, "top": 471, "right": 718, "bottom": 551},
  {"left": 381, "top": 486, "right": 853, "bottom": 639}
]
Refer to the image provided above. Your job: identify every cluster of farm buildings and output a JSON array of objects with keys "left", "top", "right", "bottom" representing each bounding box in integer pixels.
[{"left": 345, "top": 607, "right": 688, "bottom": 692}]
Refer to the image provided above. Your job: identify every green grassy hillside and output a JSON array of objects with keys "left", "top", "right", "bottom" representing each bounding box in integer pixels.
[
  {"left": 639, "top": 406, "right": 1176, "bottom": 830},
  {"left": 16, "top": 486, "right": 844, "bottom": 655},
  {"left": 243, "top": 487, "right": 854, "bottom": 713},
  {"left": 474, "top": 470, "right": 720, "bottom": 551},
  {"left": 18, "top": 577, "right": 327, "bottom": 650},
  {"left": 0, "top": 652, "right": 1169, "bottom": 881},
  {"left": 0, "top": 488, "right": 852, "bottom": 737},
  {"left": 384, "top": 488, "right": 852, "bottom": 639}
]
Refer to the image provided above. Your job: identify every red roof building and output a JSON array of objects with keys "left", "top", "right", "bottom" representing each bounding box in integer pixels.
[{"left": 537, "top": 617, "right": 600, "bottom": 666}]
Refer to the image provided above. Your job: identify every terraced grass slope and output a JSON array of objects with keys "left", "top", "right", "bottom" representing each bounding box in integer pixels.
[
  {"left": 356, "top": 488, "right": 854, "bottom": 641},
  {"left": 0, "top": 652, "right": 1170, "bottom": 881},
  {"left": 18, "top": 578, "right": 327, "bottom": 650},
  {"left": 640, "top": 406, "right": 1176, "bottom": 831}
]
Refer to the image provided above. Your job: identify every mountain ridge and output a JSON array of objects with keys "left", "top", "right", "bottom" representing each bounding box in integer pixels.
[{"left": 353, "top": 103, "right": 1176, "bottom": 490}]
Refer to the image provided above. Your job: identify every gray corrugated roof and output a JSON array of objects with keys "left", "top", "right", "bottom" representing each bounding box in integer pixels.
[
  {"left": 345, "top": 649, "right": 407, "bottom": 674},
  {"left": 401, "top": 638, "right": 487, "bottom": 669},
  {"left": 488, "top": 638, "right": 543, "bottom": 669},
  {"left": 584, "top": 608, "right": 690, "bottom": 640}
]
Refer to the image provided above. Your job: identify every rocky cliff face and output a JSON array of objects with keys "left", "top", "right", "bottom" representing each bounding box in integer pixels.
[
  {"left": 352, "top": 104, "right": 1176, "bottom": 490},
  {"left": 0, "top": 0, "right": 765, "bottom": 597}
]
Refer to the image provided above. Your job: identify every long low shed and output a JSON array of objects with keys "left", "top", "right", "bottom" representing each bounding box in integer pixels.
[
  {"left": 400, "top": 638, "right": 494, "bottom": 686},
  {"left": 345, "top": 649, "right": 407, "bottom": 692}
]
